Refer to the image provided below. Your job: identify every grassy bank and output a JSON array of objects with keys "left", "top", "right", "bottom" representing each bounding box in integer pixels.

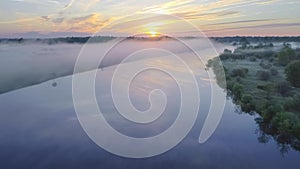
[{"left": 208, "top": 42, "right": 300, "bottom": 152}]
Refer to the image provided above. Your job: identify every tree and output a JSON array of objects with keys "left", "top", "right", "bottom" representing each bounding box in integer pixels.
[
  {"left": 223, "top": 49, "right": 232, "bottom": 54},
  {"left": 285, "top": 61, "right": 300, "bottom": 87},
  {"left": 232, "top": 83, "right": 243, "bottom": 99},
  {"left": 263, "top": 84, "right": 275, "bottom": 99},
  {"left": 278, "top": 46, "right": 295, "bottom": 66},
  {"left": 239, "top": 37, "right": 249, "bottom": 48},
  {"left": 241, "top": 95, "right": 255, "bottom": 112}
]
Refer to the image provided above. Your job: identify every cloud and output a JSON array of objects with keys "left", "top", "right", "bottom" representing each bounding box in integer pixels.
[
  {"left": 256, "top": 0, "right": 280, "bottom": 5},
  {"left": 205, "top": 22, "right": 300, "bottom": 32},
  {"left": 41, "top": 16, "right": 50, "bottom": 21},
  {"left": 63, "top": 0, "right": 75, "bottom": 9},
  {"left": 205, "top": 19, "right": 276, "bottom": 26},
  {"left": 47, "top": 0, "right": 60, "bottom": 5},
  {"left": 174, "top": 11, "right": 240, "bottom": 20},
  {"left": 52, "top": 17, "right": 64, "bottom": 24},
  {"left": 64, "top": 13, "right": 111, "bottom": 33},
  {"left": 67, "top": 14, "right": 96, "bottom": 24}
]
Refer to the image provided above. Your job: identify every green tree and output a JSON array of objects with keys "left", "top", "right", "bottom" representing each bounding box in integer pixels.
[
  {"left": 232, "top": 83, "right": 243, "bottom": 99},
  {"left": 285, "top": 61, "right": 300, "bottom": 87},
  {"left": 278, "top": 46, "right": 295, "bottom": 66}
]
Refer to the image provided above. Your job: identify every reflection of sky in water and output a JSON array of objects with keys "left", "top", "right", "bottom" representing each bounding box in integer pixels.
[{"left": 0, "top": 42, "right": 299, "bottom": 168}]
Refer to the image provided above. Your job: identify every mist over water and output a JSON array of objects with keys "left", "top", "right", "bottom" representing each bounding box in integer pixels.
[{"left": 0, "top": 38, "right": 225, "bottom": 94}]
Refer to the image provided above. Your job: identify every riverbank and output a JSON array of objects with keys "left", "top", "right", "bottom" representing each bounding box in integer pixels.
[{"left": 208, "top": 42, "right": 300, "bottom": 152}]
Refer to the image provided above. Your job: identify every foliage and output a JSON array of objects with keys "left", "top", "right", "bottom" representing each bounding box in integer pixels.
[
  {"left": 232, "top": 83, "right": 244, "bottom": 100},
  {"left": 278, "top": 46, "right": 295, "bottom": 66},
  {"left": 285, "top": 95, "right": 300, "bottom": 112},
  {"left": 240, "top": 95, "right": 255, "bottom": 112},
  {"left": 256, "top": 70, "right": 271, "bottom": 81},
  {"left": 271, "top": 112, "right": 300, "bottom": 134},
  {"left": 260, "top": 102, "right": 283, "bottom": 122},
  {"left": 230, "top": 68, "right": 248, "bottom": 77},
  {"left": 223, "top": 49, "right": 232, "bottom": 54},
  {"left": 270, "top": 67, "right": 278, "bottom": 76},
  {"left": 285, "top": 61, "right": 300, "bottom": 87},
  {"left": 276, "top": 81, "right": 291, "bottom": 96},
  {"left": 259, "top": 62, "right": 272, "bottom": 69},
  {"left": 209, "top": 44, "right": 300, "bottom": 152}
]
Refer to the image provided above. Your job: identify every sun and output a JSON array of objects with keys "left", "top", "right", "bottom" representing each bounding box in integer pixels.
[{"left": 146, "top": 31, "right": 160, "bottom": 37}]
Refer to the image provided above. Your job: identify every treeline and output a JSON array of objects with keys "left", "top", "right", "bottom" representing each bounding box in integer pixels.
[
  {"left": 211, "top": 36, "right": 300, "bottom": 43},
  {"left": 0, "top": 36, "right": 116, "bottom": 45}
]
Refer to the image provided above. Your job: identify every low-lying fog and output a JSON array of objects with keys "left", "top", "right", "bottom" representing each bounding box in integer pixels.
[{"left": 0, "top": 38, "right": 228, "bottom": 94}]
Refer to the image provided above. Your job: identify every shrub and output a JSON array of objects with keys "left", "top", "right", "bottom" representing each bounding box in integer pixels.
[
  {"left": 256, "top": 70, "right": 271, "bottom": 81},
  {"left": 276, "top": 81, "right": 291, "bottom": 96},
  {"left": 260, "top": 63, "right": 272, "bottom": 69},
  {"left": 224, "top": 49, "right": 232, "bottom": 54},
  {"left": 263, "top": 84, "right": 275, "bottom": 99},
  {"left": 285, "top": 61, "right": 300, "bottom": 87},
  {"left": 278, "top": 52, "right": 290, "bottom": 66},
  {"left": 261, "top": 103, "right": 283, "bottom": 122},
  {"left": 270, "top": 67, "right": 278, "bottom": 76},
  {"left": 260, "top": 50, "right": 275, "bottom": 58},
  {"left": 241, "top": 95, "right": 255, "bottom": 112},
  {"left": 278, "top": 46, "right": 295, "bottom": 66},
  {"left": 232, "top": 83, "right": 244, "bottom": 99},
  {"left": 285, "top": 95, "right": 300, "bottom": 112},
  {"left": 231, "top": 68, "right": 248, "bottom": 77},
  {"left": 271, "top": 112, "right": 298, "bottom": 133}
]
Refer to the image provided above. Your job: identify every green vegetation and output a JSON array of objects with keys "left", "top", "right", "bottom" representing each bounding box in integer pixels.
[
  {"left": 208, "top": 44, "right": 300, "bottom": 152},
  {"left": 0, "top": 36, "right": 116, "bottom": 44},
  {"left": 285, "top": 61, "right": 300, "bottom": 87}
]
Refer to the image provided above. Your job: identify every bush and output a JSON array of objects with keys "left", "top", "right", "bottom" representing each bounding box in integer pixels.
[
  {"left": 224, "top": 49, "right": 232, "bottom": 54},
  {"left": 260, "top": 50, "right": 276, "bottom": 58},
  {"left": 276, "top": 81, "right": 291, "bottom": 96},
  {"left": 241, "top": 95, "right": 255, "bottom": 112},
  {"left": 232, "top": 83, "right": 244, "bottom": 99},
  {"left": 285, "top": 95, "right": 300, "bottom": 112},
  {"left": 231, "top": 68, "right": 248, "bottom": 77},
  {"left": 256, "top": 70, "right": 271, "bottom": 81},
  {"left": 271, "top": 112, "right": 298, "bottom": 133},
  {"left": 270, "top": 67, "right": 278, "bottom": 76},
  {"left": 260, "top": 84, "right": 275, "bottom": 99},
  {"left": 278, "top": 46, "right": 295, "bottom": 66},
  {"left": 261, "top": 103, "right": 283, "bottom": 122},
  {"left": 260, "top": 63, "right": 272, "bottom": 69},
  {"left": 285, "top": 61, "right": 300, "bottom": 87}
]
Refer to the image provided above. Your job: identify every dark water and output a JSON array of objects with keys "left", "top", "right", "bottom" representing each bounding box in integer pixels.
[{"left": 0, "top": 41, "right": 299, "bottom": 169}]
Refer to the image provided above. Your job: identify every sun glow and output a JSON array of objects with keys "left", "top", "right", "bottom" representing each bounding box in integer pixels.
[{"left": 146, "top": 31, "right": 160, "bottom": 37}]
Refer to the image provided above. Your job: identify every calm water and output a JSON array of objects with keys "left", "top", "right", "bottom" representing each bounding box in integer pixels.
[{"left": 0, "top": 40, "right": 299, "bottom": 169}]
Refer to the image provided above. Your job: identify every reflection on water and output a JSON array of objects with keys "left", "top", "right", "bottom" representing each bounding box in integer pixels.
[{"left": 0, "top": 40, "right": 299, "bottom": 168}]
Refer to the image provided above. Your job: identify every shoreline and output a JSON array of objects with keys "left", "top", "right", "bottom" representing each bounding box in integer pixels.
[{"left": 208, "top": 42, "right": 300, "bottom": 152}]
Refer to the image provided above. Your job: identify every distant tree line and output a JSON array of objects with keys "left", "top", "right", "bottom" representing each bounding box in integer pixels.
[
  {"left": 0, "top": 36, "right": 116, "bottom": 44},
  {"left": 211, "top": 36, "right": 300, "bottom": 43}
]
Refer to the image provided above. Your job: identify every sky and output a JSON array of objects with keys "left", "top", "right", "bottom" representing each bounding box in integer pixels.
[{"left": 0, "top": 0, "right": 300, "bottom": 38}]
